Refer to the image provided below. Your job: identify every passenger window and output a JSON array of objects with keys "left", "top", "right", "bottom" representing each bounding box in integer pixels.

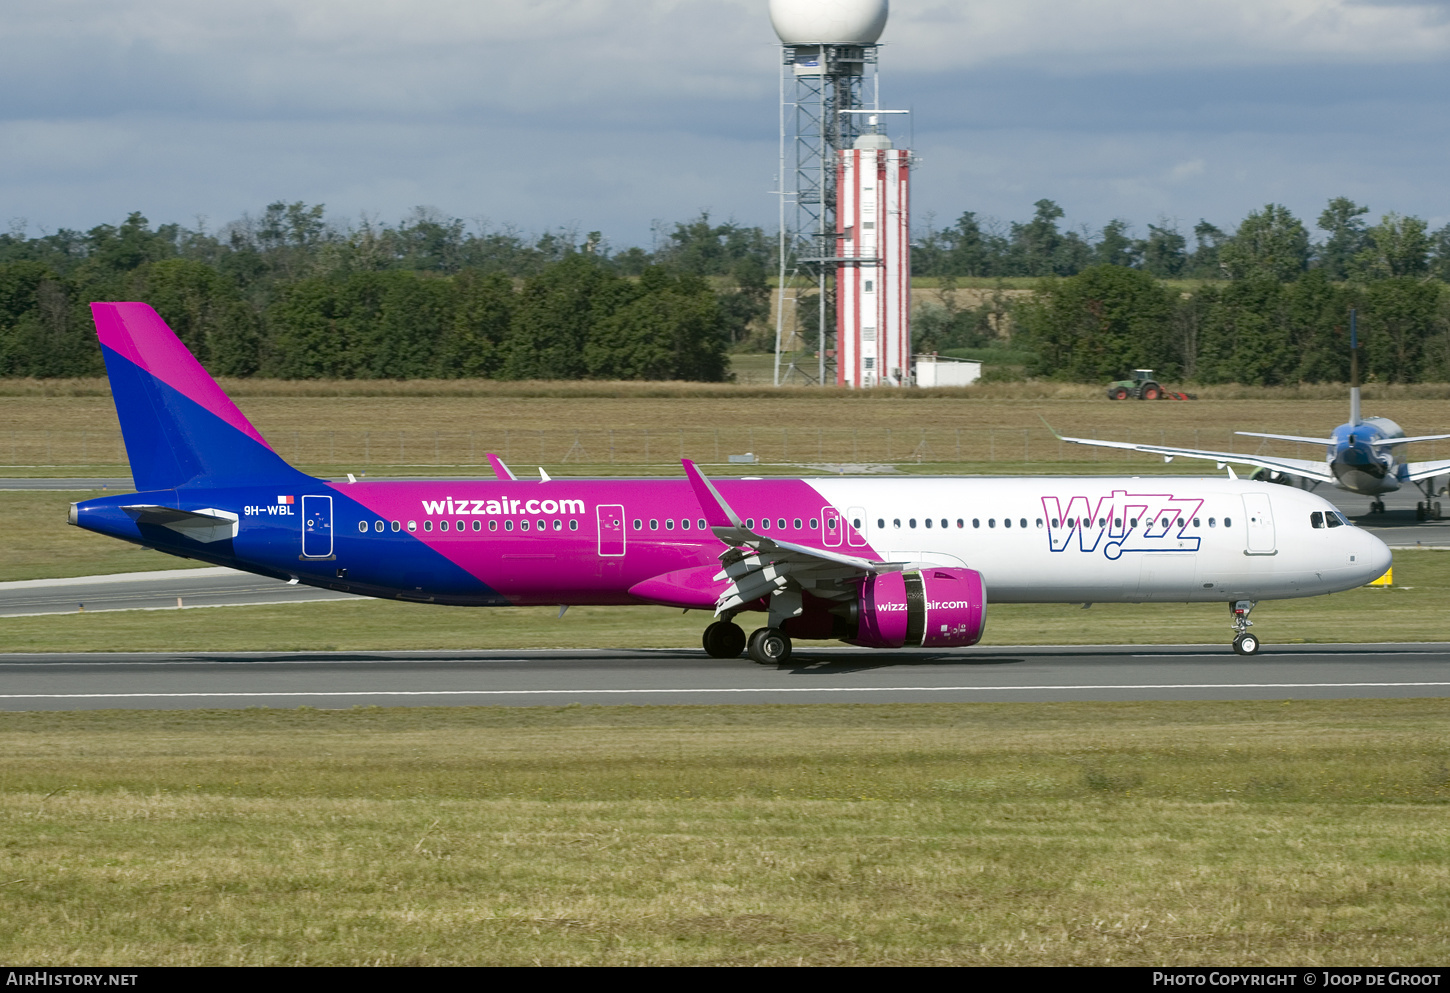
[
  {"left": 1193, "top": 518, "right": 1200, "bottom": 527},
  {"left": 941, "top": 519, "right": 948, "bottom": 529},
  {"left": 760, "top": 518, "right": 770, "bottom": 530},
  {"left": 374, "top": 520, "right": 385, "bottom": 532},
  {"left": 489, "top": 520, "right": 497, "bottom": 532},
  {"left": 988, "top": 519, "right": 996, "bottom": 528},
  {"left": 747, "top": 518, "right": 755, "bottom": 528},
  {"left": 925, "top": 518, "right": 933, "bottom": 528},
  {"left": 1209, "top": 518, "right": 1216, "bottom": 527},
  {"left": 472, "top": 520, "right": 481, "bottom": 532},
  {"left": 698, "top": 519, "right": 706, "bottom": 529},
  {"left": 893, "top": 519, "right": 901, "bottom": 529},
  {"left": 649, "top": 519, "right": 659, "bottom": 530},
  {"left": 956, "top": 519, "right": 964, "bottom": 528},
  {"left": 357, "top": 521, "right": 367, "bottom": 533},
  {"left": 777, "top": 519, "right": 786, "bottom": 529},
  {"left": 876, "top": 519, "right": 884, "bottom": 529},
  {"left": 1129, "top": 518, "right": 1137, "bottom": 528},
  {"left": 408, "top": 521, "right": 417, "bottom": 532},
  {"left": 553, "top": 520, "right": 562, "bottom": 531},
  {"left": 853, "top": 518, "right": 862, "bottom": 530},
  {"left": 1311, "top": 512, "right": 1324, "bottom": 528},
  {"left": 1004, "top": 518, "right": 1011, "bottom": 528},
  {"left": 392, "top": 521, "right": 401, "bottom": 532},
  {"left": 1020, "top": 518, "right": 1027, "bottom": 529},
  {"left": 424, "top": 520, "right": 434, "bottom": 532},
  {"left": 570, "top": 520, "right": 579, "bottom": 531},
  {"left": 973, "top": 519, "right": 980, "bottom": 528},
  {"left": 794, "top": 518, "right": 802, "bottom": 529},
  {"left": 520, "top": 520, "right": 529, "bottom": 532},
  {"left": 1098, "top": 518, "right": 1106, "bottom": 528},
  {"left": 1036, "top": 518, "right": 1043, "bottom": 528},
  {"left": 810, "top": 518, "right": 819, "bottom": 529},
  {"left": 439, "top": 520, "right": 449, "bottom": 532},
  {"left": 633, "top": 519, "right": 642, "bottom": 530},
  {"left": 1114, "top": 518, "right": 1122, "bottom": 528},
  {"left": 1225, "top": 517, "right": 1233, "bottom": 527},
  {"left": 909, "top": 519, "right": 917, "bottom": 529},
  {"left": 681, "top": 518, "right": 691, "bottom": 530},
  {"left": 457, "top": 520, "right": 465, "bottom": 532},
  {"left": 665, "top": 519, "right": 675, "bottom": 530},
  {"left": 1052, "top": 518, "right": 1060, "bottom": 528}
]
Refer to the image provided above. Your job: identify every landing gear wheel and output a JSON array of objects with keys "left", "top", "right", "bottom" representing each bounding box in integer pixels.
[
  {"left": 1233, "top": 633, "right": 1260, "bottom": 656},
  {"left": 1371, "top": 500, "right": 1386, "bottom": 515},
  {"left": 1417, "top": 502, "right": 1426, "bottom": 521},
  {"left": 746, "top": 627, "right": 792, "bottom": 666},
  {"left": 702, "top": 621, "right": 746, "bottom": 659}
]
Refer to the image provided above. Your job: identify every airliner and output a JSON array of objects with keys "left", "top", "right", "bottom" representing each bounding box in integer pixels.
[
  {"left": 69, "top": 303, "right": 1391, "bottom": 660},
  {"left": 1053, "top": 320, "right": 1450, "bottom": 519}
]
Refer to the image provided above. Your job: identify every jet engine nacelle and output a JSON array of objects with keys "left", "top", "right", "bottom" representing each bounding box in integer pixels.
[{"left": 849, "top": 568, "right": 987, "bottom": 649}]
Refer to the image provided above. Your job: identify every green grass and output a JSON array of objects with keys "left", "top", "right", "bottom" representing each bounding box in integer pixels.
[
  {"left": 1, "top": 550, "right": 1442, "bottom": 653},
  {"left": 1, "top": 700, "right": 1447, "bottom": 965}
]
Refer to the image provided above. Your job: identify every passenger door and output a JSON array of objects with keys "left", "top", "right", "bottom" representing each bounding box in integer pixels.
[
  {"left": 302, "top": 494, "right": 333, "bottom": 558},
  {"left": 1241, "top": 493, "right": 1277, "bottom": 555},
  {"left": 597, "top": 504, "right": 625, "bottom": 557}
]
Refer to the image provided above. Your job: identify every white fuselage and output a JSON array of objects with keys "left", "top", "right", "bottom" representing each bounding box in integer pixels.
[{"left": 804, "top": 476, "right": 1390, "bottom": 603}]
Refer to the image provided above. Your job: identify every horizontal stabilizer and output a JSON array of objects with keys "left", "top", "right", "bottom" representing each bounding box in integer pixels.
[
  {"left": 1372, "top": 434, "right": 1450, "bottom": 447},
  {"left": 123, "top": 505, "right": 239, "bottom": 543},
  {"left": 1236, "top": 431, "right": 1337, "bottom": 446}
]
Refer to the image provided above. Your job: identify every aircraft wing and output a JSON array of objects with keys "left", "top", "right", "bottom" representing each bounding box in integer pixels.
[
  {"left": 680, "top": 459, "right": 904, "bottom": 615},
  {"left": 1046, "top": 428, "right": 1338, "bottom": 485},
  {"left": 1400, "top": 460, "right": 1450, "bottom": 483}
]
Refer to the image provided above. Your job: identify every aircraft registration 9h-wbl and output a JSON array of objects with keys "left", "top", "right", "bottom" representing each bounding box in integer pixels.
[{"left": 70, "top": 303, "right": 1391, "bottom": 659}]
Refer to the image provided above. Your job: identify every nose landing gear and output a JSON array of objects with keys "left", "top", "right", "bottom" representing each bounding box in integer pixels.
[{"left": 1230, "top": 600, "right": 1260, "bottom": 655}]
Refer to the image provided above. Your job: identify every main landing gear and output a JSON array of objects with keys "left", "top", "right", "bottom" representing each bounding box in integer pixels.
[
  {"left": 1231, "top": 600, "right": 1260, "bottom": 656},
  {"left": 702, "top": 620, "right": 746, "bottom": 659},
  {"left": 747, "top": 627, "right": 792, "bottom": 666},
  {"left": 702, "top": 616, "right": 794, "bottom": 665},
  {"left": 1369, "top": 499, "right": 1387, "bottom": 515}
]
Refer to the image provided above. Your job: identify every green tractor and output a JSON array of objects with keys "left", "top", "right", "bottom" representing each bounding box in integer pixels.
[{"left": 1106, "top": 369, "right": 1194, "bottom": 401}]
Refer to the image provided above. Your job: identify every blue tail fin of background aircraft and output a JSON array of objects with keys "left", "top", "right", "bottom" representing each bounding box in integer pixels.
[{"left": 93, "top": 302, "right": 308, "bottom": 491}]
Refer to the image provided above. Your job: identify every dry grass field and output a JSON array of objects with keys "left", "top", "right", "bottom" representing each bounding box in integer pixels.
[
  {"left": 1, "top": 700, "right": 1447, "bottom": 966},
  {"left": 3, "top": 376, "right": 1450, "bottom": 476}
]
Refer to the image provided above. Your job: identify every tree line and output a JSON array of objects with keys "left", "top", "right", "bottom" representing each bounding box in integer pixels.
[
  {"left": 1, "top": 197, "right": 1448, "bottom": 382},
  {"left": 0, "top": 206, "right": 770, "bottom": 380}
]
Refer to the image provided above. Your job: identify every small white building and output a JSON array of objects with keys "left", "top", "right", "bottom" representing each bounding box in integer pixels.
[{"left": 914, "top": 354, "right": 982, "bottom": 388}]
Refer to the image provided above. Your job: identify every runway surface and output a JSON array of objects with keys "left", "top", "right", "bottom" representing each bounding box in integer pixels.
[{"left": 2, "top": 644, "right": 1448, "bottom": 710}]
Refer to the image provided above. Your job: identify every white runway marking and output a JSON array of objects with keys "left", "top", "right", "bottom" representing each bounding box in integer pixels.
[{"left": 5, "top": 681, "right": 1450, "bottom": 700}]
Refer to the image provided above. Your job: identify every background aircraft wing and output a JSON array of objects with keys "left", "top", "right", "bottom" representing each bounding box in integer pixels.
[
  {"left": 1236, "top": 430, "right": 1338, "bottom": 445},
  {"left": 1400, "top": 460, "right": 1450, "bottom": 483},
  {"left": 1049, "top": 430, "right": 1337, "bottom": 484}
]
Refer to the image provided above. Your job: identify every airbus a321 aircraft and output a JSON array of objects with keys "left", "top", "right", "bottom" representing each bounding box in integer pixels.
[{"left": 71, "top": 303, "right": 1391, "bottom": 659}]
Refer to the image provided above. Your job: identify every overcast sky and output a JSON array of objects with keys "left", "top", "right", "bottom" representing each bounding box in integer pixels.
[{"left": 2, "top": 0, "right": 1448, "bottom": 248}]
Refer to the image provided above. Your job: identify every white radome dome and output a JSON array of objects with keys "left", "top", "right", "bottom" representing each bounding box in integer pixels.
[{"left": 768, "top": 0, "right": 889, "bottom": 45}]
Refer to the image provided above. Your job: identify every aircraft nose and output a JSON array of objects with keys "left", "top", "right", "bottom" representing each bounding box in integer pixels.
[{"left": 1362, "top": 530, "right": 1393, "bottom": 581}]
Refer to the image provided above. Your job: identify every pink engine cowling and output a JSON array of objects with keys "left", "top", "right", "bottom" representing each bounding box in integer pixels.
[{"left": 850, "top": 568, "right": 987, "bottom": 649}]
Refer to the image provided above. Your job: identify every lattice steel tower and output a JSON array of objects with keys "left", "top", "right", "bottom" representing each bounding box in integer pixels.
[{"left": 770, "top": 0, "right": 889, "bottom": 387}]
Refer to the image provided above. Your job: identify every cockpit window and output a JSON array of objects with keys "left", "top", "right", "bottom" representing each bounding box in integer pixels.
[
  {"left": 1310, "top": 511, "right": 1324, "bottom": 529},
  {"left": 1326, "top": 512, "right": 1345, "bottom": 528}
]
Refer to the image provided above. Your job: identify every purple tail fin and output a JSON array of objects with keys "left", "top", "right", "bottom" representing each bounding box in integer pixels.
[{"left": 92, "top": 303, "right": 306, "bottom": 490}]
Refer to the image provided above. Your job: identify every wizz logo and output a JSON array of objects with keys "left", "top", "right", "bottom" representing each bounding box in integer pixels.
[{"left": 1041, "top": 490, "right": 1204, "bottom": 559}]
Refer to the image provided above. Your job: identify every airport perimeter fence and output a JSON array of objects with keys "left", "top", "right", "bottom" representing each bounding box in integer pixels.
[{"left": 0, "top": 426, "right": 1409, "bottom": 472}]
